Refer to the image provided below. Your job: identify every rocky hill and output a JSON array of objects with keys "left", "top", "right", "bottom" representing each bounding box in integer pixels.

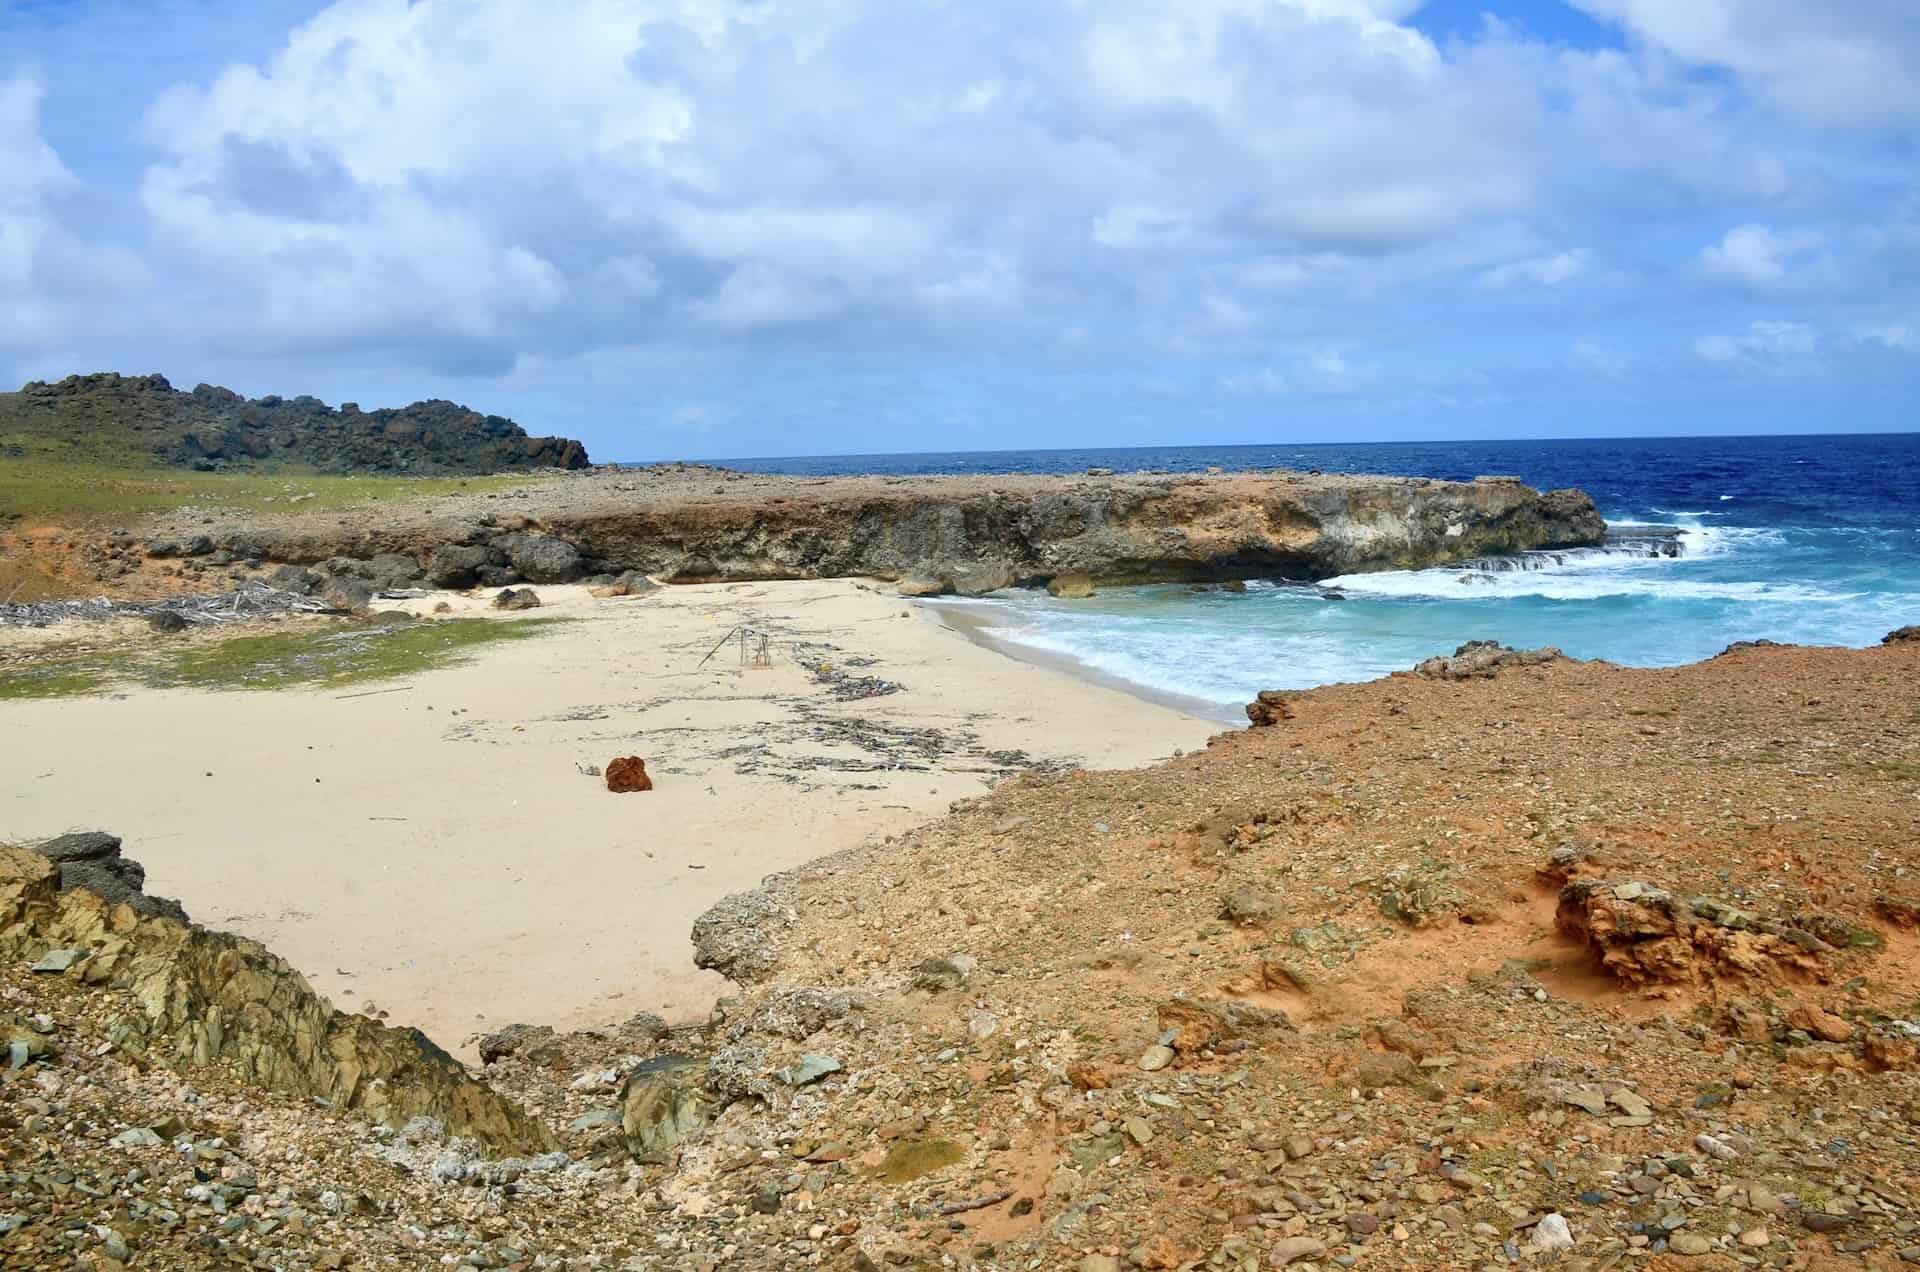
[{"left": 0, "top": 372, "right": 589, "bottom": 475}]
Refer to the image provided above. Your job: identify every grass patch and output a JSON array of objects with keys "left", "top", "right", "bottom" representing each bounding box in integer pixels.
[
  {"left": 0, "top": 448, "right": 557, "bottom": 528},
  {"left": 0, "top": 616, "right": 566, "bottom": 700},
  {"left": 1858, "top": 759, "right": 1920, "bottom": 783},
  {"left": 0, "top": 664, "right": 112, "bottom": 701}
]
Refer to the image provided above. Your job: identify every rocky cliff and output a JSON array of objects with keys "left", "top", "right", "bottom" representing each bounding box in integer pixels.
[
  {"left": 1, "top": 372, "right": 589, "bottom": 475},
  {"left": 191, "top": 467, "right": 1607, "bottom": 596}
]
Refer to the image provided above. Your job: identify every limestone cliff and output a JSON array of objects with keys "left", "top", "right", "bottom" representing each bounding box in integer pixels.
[{"left": 205, "top": 468, "right": 1607, "bottom": 595}]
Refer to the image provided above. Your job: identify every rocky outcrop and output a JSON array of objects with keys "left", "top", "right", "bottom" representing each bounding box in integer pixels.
[
  {"left": 210, "top": 469, "right": 1608, "bottom": 597},
  {"left": 1245, "top": 690, "right": 1292, "bottom": 726},
  {"left": 2, "top": 372, "right": 588, "bottom": 475},
  {"left": 1413, "top": 640, "right": 1563, "bottom": 679},
  {"left": 0, "top": 844, "right": 548, "bottom": 1154},
  {"left": 691, "top": 885, "right": 796, "bottom": 985},
  {"left": 30, "top": 831, "right": 188, "bottom": 924},
  {"left": 1886, "top": 625, "right": 1920, "bottom": 645}
]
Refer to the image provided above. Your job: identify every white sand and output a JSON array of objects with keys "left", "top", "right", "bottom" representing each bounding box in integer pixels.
[{"left": 1, "top": 580, "right": 1217, "bottom": 1054}]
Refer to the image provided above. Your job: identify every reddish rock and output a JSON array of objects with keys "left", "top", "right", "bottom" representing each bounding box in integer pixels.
[
  {"left": 1787, "top": 1004, "right": 1853, "bottom": 1043},
  {"left": 605, "top": 757, "right": 654, "bottom": 793},
  {"left": 1245, "top": 690, "right": 1292, "bottom": 727}
]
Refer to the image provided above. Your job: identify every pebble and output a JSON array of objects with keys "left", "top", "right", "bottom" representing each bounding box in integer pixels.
[
  {"left": 1534, "top": 1213, "right": 1574, "bottom": 1251},
  {"left": 1269, "top": 1237, "right": 1327, "bottom": 1265},
  {"left": 1670, "top": 1232, "right": 1712, "bottom": 1256},
  {"left": 1137, "top": 1045, "right": 1175, "bottom": 1072},
  {"left": 1740, "top": 1226, "right": 1771, "bottom": 1247}
]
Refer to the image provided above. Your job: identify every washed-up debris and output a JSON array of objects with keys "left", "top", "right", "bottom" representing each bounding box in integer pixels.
[{"left": 0, "top": 582, "right": 337, "bottom": 629}]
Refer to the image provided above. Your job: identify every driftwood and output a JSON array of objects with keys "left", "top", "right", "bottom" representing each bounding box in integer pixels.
[
  {"left": 0, "top": 583, "right": 337, "bottom": 630},
  {"left": 937, "top": 1189, "right": 1015, "bottom": 1216}
]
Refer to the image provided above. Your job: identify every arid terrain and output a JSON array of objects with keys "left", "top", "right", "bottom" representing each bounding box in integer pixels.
[{"left": 5, "top": 614, "right": 1919, "bottom": 1270}]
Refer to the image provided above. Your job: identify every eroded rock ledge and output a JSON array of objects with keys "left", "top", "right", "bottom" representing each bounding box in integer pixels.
[
  {"left": 0, "top": 842, "right": 548, "bottom": 1154},
  {"left": 176, "top": 467, "right": 1607, "bottom": 597}
]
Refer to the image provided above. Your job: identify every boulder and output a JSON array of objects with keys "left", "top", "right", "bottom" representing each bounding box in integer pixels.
[
  {"left": 691, "top": 887, "right": 794, "bottom": 985},
  {"left": 896, "top": 577, "right": 950, "bottom": 597},
  {"left": 618, "top": 1055, "right": 715, "bottom": 1163},
  {"left": 426, "top": 545, "right": 493, "bottom": 589},
  {"left": 1886, "top": 626, "right": 1920, "bottom": 645},
  {"left": 319, "top": 577, "right": 376, "bottom": 610},
  {"left": 1047, "top": 572, "right": 1097, "bottom": 599},
  {"left": 475, "top": 1022, "right": 556, "bottom": 1065},
  {"left": 590, "top": 571, "right": 660, "bottom": 599},
  {"left": 1245, "top": 690, "right": 1291, "bottom": 726},
  {"left": 495, "top": 533, "right": 583, "bottom": 583},
  {"left": 492, "top": 587, "right": 541, "bottom": 611},
  {"left": 605, "top": 756, "right": 654, "bottom": 793},
  {"left": 267, "top": 564, "right": 320, "bottom": 595},
  {"left": 147, "top": 610, "right": 190, "bottom": 635},
  {"left": 363, "top": 552, "right": 424, "bottom": 590}
]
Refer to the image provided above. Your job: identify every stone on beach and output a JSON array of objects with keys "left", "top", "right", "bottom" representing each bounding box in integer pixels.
[{"left": 604, "top": 756, "right": 654, "bottom": 792}]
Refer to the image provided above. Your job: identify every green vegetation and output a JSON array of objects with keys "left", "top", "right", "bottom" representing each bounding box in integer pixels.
[
  {"left": 0, "top": 617, "right": 566, "bottom": 701},
  {"left": 0, "top": 441, "right": 556, "bottom": 527}
]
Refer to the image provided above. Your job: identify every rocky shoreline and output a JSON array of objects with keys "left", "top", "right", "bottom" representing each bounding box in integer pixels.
[
  {"left": 5, "top": 631, "right": 1919, "bottom": 1269},
  {"left": 118, "top": 464, "right": 1606, "bottom": 603}
]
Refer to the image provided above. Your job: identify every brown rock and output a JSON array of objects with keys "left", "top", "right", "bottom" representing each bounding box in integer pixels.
[
  {"left": 606, "top": 756, "right": 654, "bottom": 793},
  {"left": 1245, "top": 690, "right": 1292, "bottom": 727},
  {"left": 1787, "top": 1005, "right": 1853, "bottom": 1043},
  {"left": 1136, "top": 1234, "right": 1192, "bottom": 1270},
  {"left": 1046, "top": 572, "right": 1097, "bottom": 599}
]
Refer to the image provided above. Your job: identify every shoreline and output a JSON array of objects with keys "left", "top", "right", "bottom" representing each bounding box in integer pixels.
[
  {"left": 922, "top": 595, "right": 1248, "bottom": 727},
  {"left": 0, "top": 578, "right": 1220, "bottom": 1056}
]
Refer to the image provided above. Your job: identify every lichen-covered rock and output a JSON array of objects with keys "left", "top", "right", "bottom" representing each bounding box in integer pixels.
[
  {"left": 0, "top": 844, "right": 547, "bottom": 1154},
  {"left": 691, "top": 887, "right": 794, "bottom": 985},
  {"left": 1414, "top": 640, "right": 1562, "bottom": 680},
  {"left": 1556, "top": 879, "right": 1828, "bottom": 990},
  {"left": 618, "top": 1055, "right": 714, "bottom": 1163}
]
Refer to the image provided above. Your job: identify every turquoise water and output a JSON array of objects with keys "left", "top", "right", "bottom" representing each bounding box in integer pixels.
[{"left": 720, "top": 434, "right": 1920, "bottom": 720}]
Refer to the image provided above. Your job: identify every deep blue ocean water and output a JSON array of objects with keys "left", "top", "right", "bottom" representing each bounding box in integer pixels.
[{"left": 713, "top": 435, "right": 1920, "bottom": 720}]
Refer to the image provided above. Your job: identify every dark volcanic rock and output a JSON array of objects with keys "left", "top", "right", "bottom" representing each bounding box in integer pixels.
[
  {"left": 495, "top": 532, "right": 583, "bottom": 583},
  {"left": 493, "top": 587, "right": 541, "bottom": 610},
  {"left": 5, "top": 371, "right": 588, "bottom": 475},
  {"left": 146, "top": 610, "right": 190, "bottom": 634},
  {"left": 30, "top": 831, "right": 190, "bottom": 924},
  {"left": 1886, "top": 626, "right": 1920, "bottom": 645},
  {"left": 427, "top": 544, "right": 494, "bottom": 588}
]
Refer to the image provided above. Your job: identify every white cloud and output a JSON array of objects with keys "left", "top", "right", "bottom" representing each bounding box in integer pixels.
[
  {"left": 1699, "top": 224, "right": 1826, "bottom": 289},
  {"left": 1477, "top": 249, "right": 1589, "bottom": 290},
  {"left": 1573, "top": 0, "right": 1920, "bottom": 126},
  {"left": 1221, "top": 348, "right": 1375, "bottom": 396},
  {"left": 1694, "top": 319, "right": 1820, "bottom": 368},
  {"left": 1856, "top": 323, "right": 1918, "bottom": 353}
]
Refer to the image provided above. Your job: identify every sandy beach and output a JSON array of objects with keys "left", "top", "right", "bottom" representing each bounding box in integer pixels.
[{"left": 0, "top": 579, "right": 1217, "bottom": 1054}]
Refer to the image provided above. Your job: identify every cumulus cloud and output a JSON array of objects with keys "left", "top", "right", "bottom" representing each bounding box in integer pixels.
[
  {"left": 1477, "top": 249, "right": 1589, "bottom": 291},
  {"left": 1699, "top": 224, "right": 1827, "bottom": 289},
  {"left": 0, "top": 0, "right": 1916, "bottom": 443},
  {"left": 1695, "top": 319, "right": 1821, "bottom": 369},
  {"left": 1573, "top": 0, "right": 1920, "bottom": 126}
]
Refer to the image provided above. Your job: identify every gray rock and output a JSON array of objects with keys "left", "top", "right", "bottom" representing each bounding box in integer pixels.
[
  {"left": 775, "top": 1053, "right": 843, "bottom": 1087},
  {"left": 364, "top": 553, "right": 424, "bottom": 590},
  {"left": 427, "top": 545, "right": 494, "bottom": 589},
  {"left": 494, "top": 533, "right": 582, "bottom": 583},
  {"left": 267, "top": 564, "right": 320, "bottom": 595},
  {"left": 491, "top": 588, "right": 541, "bottom": 611},
  {"left": 31, "top": 948, "right": 88, "bottom": 973},
  {"left": 569, "top": 1108, "right": 622, "bottom": 1132},
  {"left": 475, "top": 1023, "right": 554, "bottom": 1065},
  {"left": 30, "top": 831, "right": 190, "bottom": 924},
  {"left": 147, "top": 610, "right": 191, "bottom": 634},
  {"left": 691, "top": 887, "right": 793, "bottom": 985},
  {"left": 911, "top": 954, "right": 977, "bottom": 991}
]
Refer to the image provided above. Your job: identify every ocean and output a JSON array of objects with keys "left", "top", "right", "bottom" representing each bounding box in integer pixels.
[{"left": 715, "top": 434, "right": 1920, "bottom": 722}]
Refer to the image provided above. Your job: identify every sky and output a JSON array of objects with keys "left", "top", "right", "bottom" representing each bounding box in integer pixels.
[{"left": 1, "top": 0, "right": 1917, "bottom": 461}]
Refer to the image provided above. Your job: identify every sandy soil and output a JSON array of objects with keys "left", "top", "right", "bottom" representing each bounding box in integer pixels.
[{"left": 0, "top": 579, "right": 1218, "bottom": 1055}]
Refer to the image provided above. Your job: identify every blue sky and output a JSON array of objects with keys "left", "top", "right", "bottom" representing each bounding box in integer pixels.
[{"left": 2, "top": 0, "right": 1917, "bottom": 461}]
